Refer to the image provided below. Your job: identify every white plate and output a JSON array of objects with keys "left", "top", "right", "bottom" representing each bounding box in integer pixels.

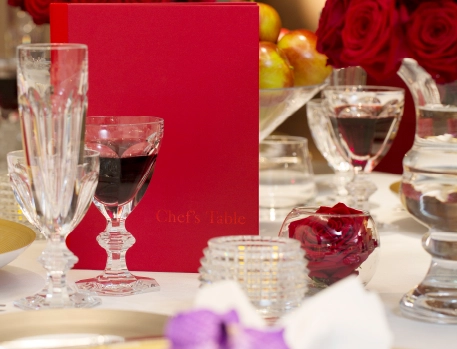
[
  {"left": 0, "top": 218, "right": 35, "bottom": 268},
  {"left": 0, "top": 309, "right": 168, "bottom": 347}
]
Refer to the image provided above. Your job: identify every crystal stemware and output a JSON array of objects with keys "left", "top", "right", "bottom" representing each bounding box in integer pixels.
[
  {"left": 7, "top": 149, "right": 101, "bottom": 309},
  {"left": 16, "top": 43, "right": 97, "bottom": 309},
  {"left": 306, "top": 98, "right": 353, "bottom": 202},
  {"left": 75, "top": 116, "right": 164, "bottom": 296},
  {"left": 322, "top": 86, "right": 405, "bottom": 211}
]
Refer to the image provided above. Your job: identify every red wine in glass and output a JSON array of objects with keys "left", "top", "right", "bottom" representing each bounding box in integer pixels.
[
  {"left": 96, "top": 149, "right": 157, "bottom": 207},
  {"left": 323, "top": 86, "right": 405, "bottom": 211},
  {"left": 76, "top": 116, "right": 164, "bottom": 296},
  {"left": 330, "top": 104, "right": 400, "bottom": 171}
]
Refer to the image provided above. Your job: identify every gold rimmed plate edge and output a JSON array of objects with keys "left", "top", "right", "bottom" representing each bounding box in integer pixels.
[{"left": 0, "top": 309, "right": 168, "bottom": 344}]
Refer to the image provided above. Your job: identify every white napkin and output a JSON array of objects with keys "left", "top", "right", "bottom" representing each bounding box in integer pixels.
[
  {"left": 193, "top": 277, "right": 393, "bottom": 349},
  {"left": 194, "top": 280, "right": 266, "bottom": 329}
]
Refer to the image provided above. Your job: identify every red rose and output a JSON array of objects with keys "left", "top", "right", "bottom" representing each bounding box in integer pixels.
[
  {"left": 340, "top": 0, "right": 407, "bottom": 81},
  {"left": 315, "top": 0, "right": 351, "bottom": 68},
  {"left": 24, "top": 0, "right": 61, "bottom": 25},
  {"left": 406, "top": 0, "right": 457, "bottom": 83},
  {"left": 8, "top": 0, "right": 26, "bottom": 11},
  {"left": 288, "top": 202, "right": 378, "bottom": 286}
]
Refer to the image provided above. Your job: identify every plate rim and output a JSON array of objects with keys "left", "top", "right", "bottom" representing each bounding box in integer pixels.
[
  {"left": 0, "top": 218, "right": 36, "bottom": 255},
  {"left": 0, "top": 308, "right": 168, "bottom": 343}
]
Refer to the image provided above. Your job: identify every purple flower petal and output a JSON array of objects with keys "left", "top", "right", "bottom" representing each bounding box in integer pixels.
[
  {"left": 165, "top": 309, "right": 289, "bottom": 349},
  {"left": 166, "top": 309, "right": 234, "bottom": 348},
  {"left": 229, "top": 327, "right": 289, "bottom": 349}
]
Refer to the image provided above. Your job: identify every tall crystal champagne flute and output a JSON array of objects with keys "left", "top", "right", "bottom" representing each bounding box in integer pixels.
[
  {"left": 322, "top": 86, "right": 405, "bottom": 210},
  {"left": 16, "top": 42, "right": 97, "bottom": 309},
  {"left": 76, "top": 116, "right": 164, "bottom": 296}
]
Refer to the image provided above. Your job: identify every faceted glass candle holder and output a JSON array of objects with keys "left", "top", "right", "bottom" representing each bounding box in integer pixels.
[{"left": 199, "top": 235, "right": 307, "bottom": 322}]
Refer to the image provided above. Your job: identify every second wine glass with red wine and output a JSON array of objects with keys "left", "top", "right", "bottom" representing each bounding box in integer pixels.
[
  {"left": 322, "top": 86, "right": 405, "bottom": 211},
  {"left": 76, "top": 116, "right": 164, "bottom": 296}
]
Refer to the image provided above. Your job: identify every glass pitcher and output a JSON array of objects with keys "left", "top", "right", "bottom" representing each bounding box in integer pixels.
[{"left": 397, "top": 58, "right": 457, "bottom": 324}]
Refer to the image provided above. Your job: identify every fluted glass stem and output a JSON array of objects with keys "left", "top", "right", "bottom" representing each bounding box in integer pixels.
[
  {"left": 345, "top": 169, "right": 376, "bottom": 211},
  {"left": 39, "top": 236, "right": 76, "bottom": 306},
  {"left": 98, "top": 217, "right": 136, "bottom": 280}
]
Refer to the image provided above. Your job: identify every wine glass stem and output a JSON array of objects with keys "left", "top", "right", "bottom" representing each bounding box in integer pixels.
[
  {"left": 333, "top": 168, "right": 353, "bottom": 197},
  {"left": 39, "top": 234, "right": 77, "bottom": 305},
  {"left": 98, "top": 218, "right": 136, "bottom": 279},
  {"left": 346, "top": 169, "right": 377, "bottom": 211}
]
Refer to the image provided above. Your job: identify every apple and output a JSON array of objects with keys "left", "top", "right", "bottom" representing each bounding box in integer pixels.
[
  {"left": 259, "top": 41, "right": 294, "bottom": 89},
  {"left": 277, "top": 29, "right": 332, "bottom": 86},
  {"left": 258, "top": 2, "right": 282, "bottom": 43},
  {"left": 278, "top": 28, "right": 290, "bottom": 42}
]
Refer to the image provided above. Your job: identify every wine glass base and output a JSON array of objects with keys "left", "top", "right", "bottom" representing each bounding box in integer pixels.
[
  {"left": 400, "top": 288, "right": 457, "bottom": 324},
  {"left": 13, "top": 289, "right": 101, "bottom": 310},
  {"left": 76, "top": 275, "right": 160, "bottom": 296}
]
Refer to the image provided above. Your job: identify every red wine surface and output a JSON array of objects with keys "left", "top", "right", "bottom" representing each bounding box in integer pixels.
[
  {"left": 92, "top": 139, "right": 157, "bottom": 207},
  {"left": 330, "top": 104, "right": 399, "bottom": 168}
]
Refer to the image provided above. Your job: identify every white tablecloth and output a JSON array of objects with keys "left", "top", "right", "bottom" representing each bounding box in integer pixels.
[{"left": 0, "top": 173, "right": 455, "bottom": 348}]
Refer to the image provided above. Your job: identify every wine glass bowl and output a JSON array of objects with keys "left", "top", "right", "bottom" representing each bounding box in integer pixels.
[
  {"left": 306, "top": 98, "right": 353, "bottom": 200},
  {"left": 76, "top": 116, "right": 164, "bottom": 296},
  {"left": 322, "top": 86, "right": 405, "bottom": 210},
  {"left": 259, "top": 84, "right": 326, "bottom": 142}
]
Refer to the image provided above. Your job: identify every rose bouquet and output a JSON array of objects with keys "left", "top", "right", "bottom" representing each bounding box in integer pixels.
[
  {"left": 8, "top": 0, "right": 216, "bottom": 25},
  {"left": 280, "top": 203, "right": 379, "bottom": 287},
  {"left": 316, "top": 0, "right": 457, "bottom": 83}
]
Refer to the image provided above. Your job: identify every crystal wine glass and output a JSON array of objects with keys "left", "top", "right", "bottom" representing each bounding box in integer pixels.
[
  {"left": 16, "top": 43, "right": 97, "bottom": 309},
  {"left": 306, "top": 98, "right": 353, "bottom": 202},
  {"left": 7, "top": 149, "right": 101, "bottom": 309},
  {"left": 76, "top": 116, "right": 164, "bottom": 296},
  {"left": 322, "top": 86, "right": 405, "bottom": 211}
]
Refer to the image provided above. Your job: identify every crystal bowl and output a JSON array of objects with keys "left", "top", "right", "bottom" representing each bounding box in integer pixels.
[
  {"left": 259, "top": 84, "right": 326, "bottom": 142},
  {"left": 279, "top": 206, "right": 379, "bottom": 291}
]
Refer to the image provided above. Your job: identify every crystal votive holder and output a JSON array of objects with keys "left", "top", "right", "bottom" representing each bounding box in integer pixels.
[{"left": 199, "top": 235, "right": 307, "bottom": 321}]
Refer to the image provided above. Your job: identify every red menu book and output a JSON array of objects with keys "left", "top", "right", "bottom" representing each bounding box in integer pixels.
[{"left": 50, "top": 3, "right": 259, "bottom": 272}]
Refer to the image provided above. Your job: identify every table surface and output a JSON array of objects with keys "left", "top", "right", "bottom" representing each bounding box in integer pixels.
[{"left": 0, "top": 173, "right": 456, "bottom": 349}]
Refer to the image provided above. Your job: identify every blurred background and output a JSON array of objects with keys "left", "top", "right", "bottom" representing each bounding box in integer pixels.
[
  {"left": 0, "top": 1, "right": 47, "bottom": 229},
  {"left": 0, "top": 0, "right": 330, "bottom": 171},
  {"left": 0, "top": 0, "right": 415, "bottom": 175},
  {"left": 0, "top": 0, "right": 328, "bottom": 171},
  {"left": 0, "top": 1, "right": 48, "bottom": 172},
  {"left": 258, "top": 0, "right": 329, "bottom": 173}
]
